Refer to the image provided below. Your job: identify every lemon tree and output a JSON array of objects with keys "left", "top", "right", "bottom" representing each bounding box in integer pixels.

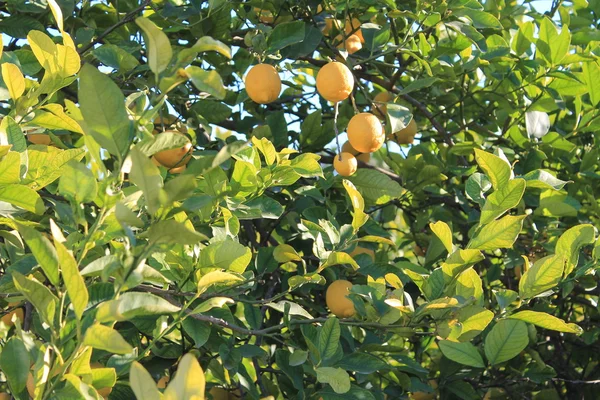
[{"left": 1, "top": 1, "right": 599, "bottom": 399}]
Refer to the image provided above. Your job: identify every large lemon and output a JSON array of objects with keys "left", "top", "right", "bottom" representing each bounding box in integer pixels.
[
  {"left": 347, "top": 113, "right": 384, "bottom": 153},
  {"left": 245, "top": 64, "right": 281, "bottom": 104},
  {"left": 326, "top": 280, "right": 356, "bottom": 318},
  {"left": 153, "top": 131, "right": 193, "bottom": 168},
  {"left": 316, "top": 62, "right": 354, "bottom": 103}
]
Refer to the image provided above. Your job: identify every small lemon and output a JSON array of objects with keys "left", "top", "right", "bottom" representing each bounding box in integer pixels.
[{"left": 333, "top": 152, "right": 358, "bottom": 176}]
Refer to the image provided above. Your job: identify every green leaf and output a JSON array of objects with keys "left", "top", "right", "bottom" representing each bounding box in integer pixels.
[
  {"left": 343, "top": 179, "right": 368, "bottom": 233},
  {"left": 185, "top": 66, "right": 226, "bottom": 100},
  {"left": 480, "top": 178, "right": 526, "bottom": 225},
  {"left": 468, "top": 215, "right": 527, "bottom": 251},
  {"left": 148, "top": 220, "right": 207, "bottom": 245},
  {"left": 83, "top": 324, "right": 133, "bottom": 354},
  {"left": 318, "top": 251, "right": 360, "bottom": 272},
  {"left": 508, "top": 311, "right": 582, "bottom": 335},
  {"left": 92, "top": 44, "right": 140, "bottom": 72},
  {"left": 251, "top": 136, "right": 277, "bottom": 165},
  {"left": 290, "top": 153, "right": 323, "bottom": 178},
  {"left": 191, "top": 297, "right": 233, "bottom": 314},
  {"left": 163, "top": 353, "right": 205, "bottom": 400},
  {"left": 455, "top": 268, "right": 484, "bottom": 304},
  {"left": 536, "top": 190, "right": 580, "bottom": 217},
  {"left": 519, "top": 254, "right": 565, "bottom": 299},
  {"left": 386, "top": 104, "right": 412, "bottom": 135},
  {"left": 555, "top": 224, "right": 595, "bottom": 275},
  {"left": 335, "top": 353, "right": 389, "bottom": 374},
  {"left": 537, "top": 17, "right": 570, "bottom": 65},
  {"left": 129, "top": 147, "right": 163, "bottom": 215},
  {"left": 430, "top": 221, "right": 453, "bottom": 253},
  {"left": 266, "top": 300, "right": 313, "bottom": 319},
  {"left": 130, "top": 362, "right": 162, "bottom": 400},
  {"left": 137, "top": 131, "right": 191, "bottom": 157},
  {"left": 0, "top": 337, "right": 30, "bottom": 393},
  {"left": 199, "top": 240, "right": 252, "bottom": 273},
  {"left": 484, "top": 319, "right": 528, "bottom": 365},
  {"left": 0, "top": 152, "right": 21, "bottom": 184},
  {"left": 512, "top": 21, "right": 534, "bottom": 55},
  {"left": 78, "top": 63, "right": 131, "bottom": 158},
  {"left": 348, "top": 169, "right": 405, "bottom": 205},
  {"left": 473, "top": 149, "right": 512, "bottom": 190},
  {"left": 441, "top": 249, "right": 484, "bottom": 283},
  {"left": 17, "top": 224, "right": 59, "bottom": 285},
  {"left": 12, "top": 271, "right": 58, "bottom": 326},
  {"left": 0, "top": 15, "right": 45, "bottom": 39},
  {"left": 26, "top": 146, "right": 86, "bottom": 189},
  {"left": 135, "top": 17, "right": 172, "bottom": 75},
  {"left": 0, "top": 184, "right": 45, "bottom": 215},
  {"left": 191, "top": 36, "right": 232, "bottom": 58},
  {"left": 58, "top": 161, "right": 98, "bottom": 203},
  {"left": 522, "top": 170, "right": 570, "bottom": 190},
  {"left": 455, "top": 9, "right": 502, "bottom": 29},
  {"left": 582, "top": 61, "right": 600, "bottom": 106},
  {"left": 299, "top": 110, "right": 327, "bottom": 151},
  {"left": 267, "top": 21, "right": 306, "bottom": 52},
  {"left": 0, "top": 116, "right": 26, "bottom": 152},
  {"left": 197, "top": 270, "right": 244, "bottom": 294},
  {"left": 454, "top": 305, "right": 495, "bottom": 342},
  {"left": 398, "top": 77, "right": 439, "bottom": 95},
  {"left": 438, "top": 340, "right": 485, "bottom": 368},
  {"left": 56, "top": 239, "right": 88, "bottom": 320},
  {"left": 318, "top": 317, "right": 341, "bottom": 361},
  {"left": 96, "top": 292, "right": 179, "bottom": 323},
  {"left": 316, "top": 367, "right": 351, "bottom": 394}
]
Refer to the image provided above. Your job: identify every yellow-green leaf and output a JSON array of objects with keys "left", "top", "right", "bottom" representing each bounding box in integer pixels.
[
  {"left": 555, "top": 224, "right": 595, "bottom": 275},
  {"left": 519, "top": 254, "right": 565, "bottom": 299},
  {"left": 1, "top": 63, "right": 25, "bottom": 100},
  {"left": 274, "top": 244, "right": 302, "bottom": 263},
  {"left": 135, "top": 17, "right": 173, "bottom": 75},
  {"left": 130, "top": 362, "right": 162, "bottom": 400},
  {"left": 191, "top": 297, "right": 233, "bottom": 314},
  {"left": 163, "top": 353, "right": 205, "bottom": 400},
  {"left": 474, "top": 149, "right": 511, "bottom": 190},
  {"left": 468, "top": 215, "right": 527, "bottom": 251},
  {"left": 441, "top": 249, "right": 484, "bottom": 283},
  {"left": 480, "top": 178, "right": 526, "bottom": 225},
  {"left": 197, "top": 270, "right": 243, "bottom": 294},
  {"left": 430, "top": 221, "right": 453, "bottom": 252},
  {"left": 318, "top": 251, "right": 360, "bottom": 272},
  {"left": 438, "top": 340, "right": 485, "bottom": 368},
  {"left": 27, "top": 30, "right": 59, "bottom": 75},
  {"left": 47, "top": 0, "right": 63, "bottom": 32},
  {"left": 508, "top": 310, "right": 582, "bottom": 334},
  {"left": 343, "top": 179, "right": 368, "bottom": 233},
  {"left": 83, "top": 324, "right": 133, "bottom": 354},
  {"left": 56, "top": 44, "right": 80, "bottom": 76},
  {"left": 191, "top": 36, "right": 232, "bottom": 59},
  {"left": 484, "top": 319, "right": 528, "bottom": 365},
  {"left": 55, "top": 239, "right": 88, "bottom": 320}
]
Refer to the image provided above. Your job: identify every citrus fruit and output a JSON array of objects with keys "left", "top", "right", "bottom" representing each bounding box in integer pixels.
[
  {"left": 26, "top": 373, "right": 35, "bottom": 398},
  {"left": 1, "top": 304, "right": 23, "bottom": 327},
  {"left": 316, "top": 61, "right": 354, "bottom": 102},
  {"left": 154, "top": 114, "right": 178, "bottom": 127},
  {"left": 0, "top": 393, "right": 10, "bottom": 400},
  {"left": 342, "top": 141, "right": 370, "bottom": 163},
  {"left": 345, "top": 17, "right": 364, "bottom": 43},
  {"left": 169, "top": 165, "right": 186, "bottom": 174},
  {"left": 409, "top": 392, "right": 436, "bottom": 400},
  {"left": 323, "top": 17, "right": 338, "bottom": 36},
  {"left": 326, "top": 280, "right": 355, "bottom": 318},
  {"left": 208, "top": 387, "right": 241, "bottom": 400},
  {"left": 349, "top": 246, "right": 375, "bottom": 260},
  {"left": 347, "top": 113, "right": 385, "bottom": 153},
  {"left": 373, "top": 91, "right": 393, "bottom": 117},
  {"left": 245, "top": 64, "right": 281, "bottom": 104},
  {"left": 153, "top": 131, "right": 193, "bottom": 168},
  {"left": 391, "top": 119, "right": 417, "bottom": 144},
  {"left": 28, "top": 134, "right": 52, "bottom": 145},
  {"left": 337, "top": 34, "right": 362, "bottom": 54},
  {"left": 333, "top": 152, "right": 357, "bottom": 176},
  {"left": 157, "top": 375, "right": 170, "bottom": 389}
]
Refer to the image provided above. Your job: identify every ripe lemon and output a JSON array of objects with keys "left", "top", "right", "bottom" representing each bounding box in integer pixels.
[
  {"left": 0, "top": 393, "right": 10, "bottom": 400},
  {"left": 316, "top": 62, "right": 354, "bottom": 103},
  {"left": 26, "top": 373, "right": 35, "bottom": 398},
  {"left": 28, "top": 134, "right": 52, "bottom": 145},
  {"left": 345, "top": 18, "right": 364, "bottom": 43},
  {"left": 245, "top": 64, "right": 281, "bottom": 104},
  {"left": 169, "top": 165, "right": 186, "bottom": 174},
  {"left": 157, "top": 375, "right": 170, "bottom": 389},
  {"left": 333, "top": 152, "right": 357, "bottom": 176},
  {"left": 153, "top": 131, "right": 193, "bottom": 168},
  {"left": 326, "top": 280, "right": 355, "bottom": 318},
  {"left": 391, "top": 119, "right": 417, "bottom": 145},
  {"left": 347, "top": 113, "right": 384, "bottom": 153},
  {"left": 373, "top": 91, "right": 393, "bottom": 117},
  {"left": 349, "top": 246, "right": 375, "bottom": 260},
  {"left": 337, "top": 34, "right": 362, "bottom": 54},
  {"left": 409, "top": 392, "right": 436, "bottom": 400},
  {"left": 341, "top": 141, "right": 370, "bottom": 163},
  {"left": 1, "top": 304, "right": 23, "bottom": 327}
]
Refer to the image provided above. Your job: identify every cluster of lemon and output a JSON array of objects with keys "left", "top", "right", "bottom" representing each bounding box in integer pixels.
[{"left": 245, "top": 59, "right": 417, "bottom": 177}]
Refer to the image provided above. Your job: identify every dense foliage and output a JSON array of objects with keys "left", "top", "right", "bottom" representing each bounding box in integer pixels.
[{"left": 1, "top": 0, "right": 600, "bottom": 399}]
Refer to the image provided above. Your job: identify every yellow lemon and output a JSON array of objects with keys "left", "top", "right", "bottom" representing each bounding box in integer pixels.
[
  {"left": 333, "top": 152, "right": 358, "bottom": 176},
  {"left": 326, "top": 280, "right": 355, "bottom": 318},
  {"left": 347, "top": 113, "right": 384, "bottom": 153},
  {"left": 245, "top": 64, "right": 281, "bottom": 104},
  {"left": 316, "top": 62, "right": 354, "bottom": 103}
]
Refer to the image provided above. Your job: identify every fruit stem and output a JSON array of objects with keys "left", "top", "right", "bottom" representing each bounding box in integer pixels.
[{"left": 333, "top": 102, "right": 341, "bottom": 160}]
